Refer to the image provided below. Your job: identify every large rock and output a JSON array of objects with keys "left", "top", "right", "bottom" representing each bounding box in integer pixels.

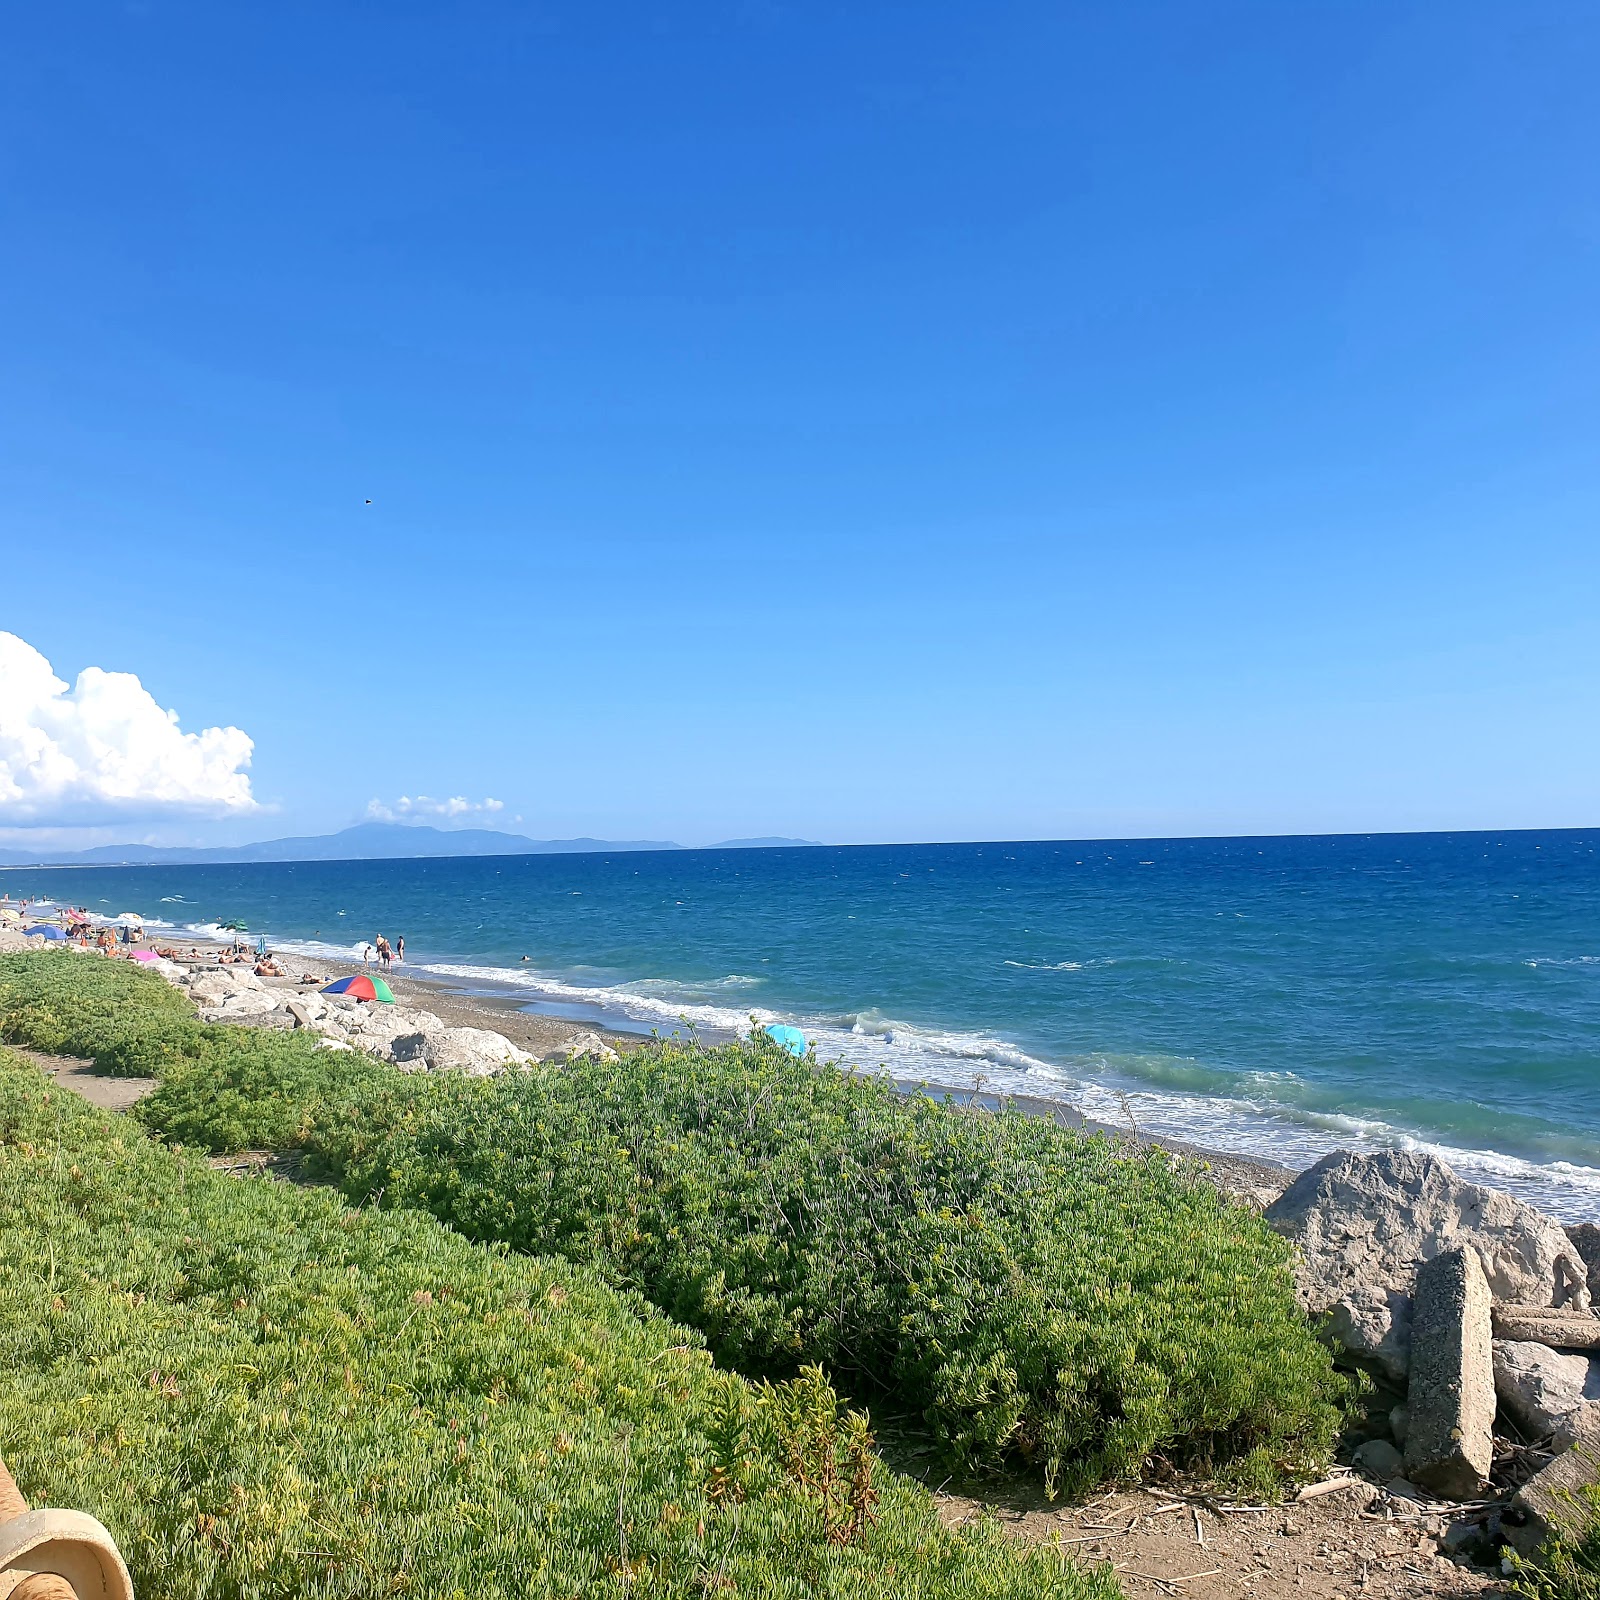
[
  {"left": 1404, "top": 1245, "right": 1495, "bottom": 1499},
  {"left": 543, "top": 1030, "right": 619, "bottom": 1064},
  {"left": 424, "top": 1025, "right": 531, "bottom": 1075},
  {"left": 1494, "top": 1340, "right": 1600, "bottom": 1446},
  {"left": 1327, "top": 1286, "right": 1413, "bottom": 1384},
  {"left": 1505, "top": 1412, "right": 1600, "bottom": 1558},
  {"left": 1265, "top": 1149, "right": 1590, "bottom": 1314},
  {"left": 185, "top": 968, "right": 286, "bottom": 1021}
]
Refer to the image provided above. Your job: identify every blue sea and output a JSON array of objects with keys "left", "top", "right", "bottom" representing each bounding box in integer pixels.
[{"left": 6, "top": 830, "right": 1599, "bottom": 1219}]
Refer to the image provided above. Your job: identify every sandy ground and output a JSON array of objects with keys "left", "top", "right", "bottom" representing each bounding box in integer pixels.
[
  {"left": 931, "top": 1481, "right": 1509, "bottom": 1599},
  {"left": 12, "top": 1044, "right": 160, "bottom": 1111}
]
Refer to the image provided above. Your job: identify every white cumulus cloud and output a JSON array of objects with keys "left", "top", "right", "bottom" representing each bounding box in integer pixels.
[
  {"left": 0, "top": 631, "right": 257, "bottom": 823},
  {"left": 365, "top": 795, "right": 505, "bottom": 823}
]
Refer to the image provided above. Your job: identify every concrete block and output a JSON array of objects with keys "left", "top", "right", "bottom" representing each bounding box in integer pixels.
[{"left": 1404, "top": 1245, "right": 1495, "bottom": 1498}]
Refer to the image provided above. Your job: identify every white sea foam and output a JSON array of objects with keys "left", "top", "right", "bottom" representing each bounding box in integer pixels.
[
  {"left": 248, "top": 931, "right": 372, "bottom": 962},
  {"left": 76, "top": 910, "right": 174, "bottom": 929}
]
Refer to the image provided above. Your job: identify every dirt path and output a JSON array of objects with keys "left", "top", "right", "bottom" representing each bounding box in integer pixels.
[
  {"left": 928, "top": 1480, "right": 1510, "bottom": 1599},
  {"left": 13, "top": 1046, "right": 158, "bottom": 1111}
]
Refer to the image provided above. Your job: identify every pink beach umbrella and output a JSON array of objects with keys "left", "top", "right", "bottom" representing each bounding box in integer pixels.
[{"left": 129, "top": 949, "right": 160, "bottom": 964}]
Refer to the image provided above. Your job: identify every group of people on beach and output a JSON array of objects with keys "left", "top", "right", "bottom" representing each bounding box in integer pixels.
[{"left": 363, "top": 934, "right": 403, "bottom": 969}]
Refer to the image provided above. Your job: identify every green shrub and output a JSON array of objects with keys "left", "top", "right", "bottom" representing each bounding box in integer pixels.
[
  {"left": 5, "top": 952, "right": 1343, "bottom": 1497},
  {"left": 0, "top": 951, "right": 202, "bottom": 1074},
  {"left": 137, "top": 1027, "right": 392, "bottom": 1151},
  {"left": 147, "top": 1029, "right": 1347, "bottom": 1495},
  {"left": 1508, "top": 1478, "right": 1600, "bottom": 1599},
  {"left": 0, "top": 1049, "right": 1111, "bottom": 1600}
]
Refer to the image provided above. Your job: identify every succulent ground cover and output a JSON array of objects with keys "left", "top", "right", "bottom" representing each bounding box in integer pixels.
[
  {"left": 138, "top": 1031, "right": 1346, "bottom": 1493},
  {"left": 0, "top": 948, "right": 207, "bottom": 1074},
  {"left": 0, "top": 1045, "right": 1112, "bottom": 1599},
  {"left": 2, "top": 952, "right": 1347, "bottom": 1502}
]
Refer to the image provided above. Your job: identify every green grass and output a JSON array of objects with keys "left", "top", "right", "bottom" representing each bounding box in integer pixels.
[{"left": 0, "top": 1046, "right": 1112, "bottom": 1599}]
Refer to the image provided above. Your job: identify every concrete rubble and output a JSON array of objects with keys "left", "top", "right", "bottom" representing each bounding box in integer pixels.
[
  {"left": 1505, "top": 1411, "right": 1600, "bottom": 1557},
  {"left": 1404, "top": 1246, "right": 1496, "bottom": 1498},
  {"left": 1268, "top": 1145, "right": 1600, "bottom": 1571}
]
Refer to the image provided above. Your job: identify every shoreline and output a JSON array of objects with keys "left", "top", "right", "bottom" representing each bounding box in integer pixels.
[
  {"left": 3, "top": 828, "right": 1596, "bottom": 1226},
  {"left": 10, "top": 919, "right": 1297, "bottom": 1205},
  {"left": 10, "top": 900, "right": 1587, "bottom": 1220}
]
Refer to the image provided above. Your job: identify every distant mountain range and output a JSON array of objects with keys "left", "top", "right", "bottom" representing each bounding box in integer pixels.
[{"left": 0, "top": 823, "right": 822, "bottom": 868}]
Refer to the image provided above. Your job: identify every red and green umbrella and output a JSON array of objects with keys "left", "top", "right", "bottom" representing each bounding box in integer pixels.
[{"left": 321, "top": 974, "right": 395, "bottom": 1003}]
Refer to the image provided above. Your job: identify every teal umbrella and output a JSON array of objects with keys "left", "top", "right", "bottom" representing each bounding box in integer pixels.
[{"left": 764, "top": 1024, "right": 807, "bottom": 1058}]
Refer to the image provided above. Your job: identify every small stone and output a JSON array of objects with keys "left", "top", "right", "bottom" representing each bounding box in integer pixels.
[
  {"left": 1389, "top": 1403, "right": 1409, "bottom": 1446},
  {"left": 1353, "top": 1439, "right": 1403, "bottom": 1479}
]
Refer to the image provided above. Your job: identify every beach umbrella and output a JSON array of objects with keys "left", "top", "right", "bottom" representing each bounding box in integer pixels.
[
  {"left": 764, "top": 1023, "right": 808, "bottom": 1058},
  {"left": 129, "top": 949, "right": 160, "bottom": 964},
  {"left": 322, "top": 974, "right": 395, "bottom": 1004},
  {"left": 220, "top": 921, "right": 249, "bottom": 932},
  {"left": 26, "top": 926, "right": 68, "bottom": 941}
]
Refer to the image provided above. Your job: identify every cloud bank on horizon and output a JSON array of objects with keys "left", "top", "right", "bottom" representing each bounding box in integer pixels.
[
  {"left": 365, "top": 795, "right": 508, "bottom": 823},
  {"left": 0, "top": 631, "right": 257, "bottom": 824}
]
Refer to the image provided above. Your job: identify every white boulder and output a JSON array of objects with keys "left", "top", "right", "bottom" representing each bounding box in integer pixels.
[
  {"left": 1493, "top": 1340, "right": 1600, "bottom": 1446},
  {"left": 1265, "top": 1149, "right": 1590, "bottom": 1315},
  {"left": 424, "top": 1025, "right": 532, "bottom": 1075},
  {"left": 543, "top": 1030, "right": 619, "bottom": 1064}
]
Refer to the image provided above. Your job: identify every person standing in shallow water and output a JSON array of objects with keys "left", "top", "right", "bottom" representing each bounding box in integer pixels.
[{"left": 396, "top": 936, "right": 404, "bottom": 965}]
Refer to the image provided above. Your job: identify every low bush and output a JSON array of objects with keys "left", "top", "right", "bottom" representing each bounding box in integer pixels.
[
  {"left": 3, "top": 954, "right": 1344, "bottom": 1498},
  {"left": 0, "top": 950, "right": 203, "bottom": 1074},
  {"left": 146, "top": 1030, "right": 1347, "bottom": 1495},
  {"left": 0, "top": 1049, "right": 1111, "bottom": 1599},
  {"left": 132, "top": 1026, "right": 391, "bottom": 1152}
]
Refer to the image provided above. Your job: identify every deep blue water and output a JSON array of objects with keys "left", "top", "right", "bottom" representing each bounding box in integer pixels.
[{"left": 6, "top": 829, "right": 1599, "bottom": 1217}]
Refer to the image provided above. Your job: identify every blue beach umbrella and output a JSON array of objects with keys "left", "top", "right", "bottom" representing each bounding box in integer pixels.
[
  {"left": 27, "top": 926, "right": 68, "bottom": 941},
  {"left": 764, "top": 1024, "right": 808, "bottom": 1058}
]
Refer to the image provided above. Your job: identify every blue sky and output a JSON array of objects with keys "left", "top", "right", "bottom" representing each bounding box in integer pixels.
[{"left": 2, "top": 1, "right": 1597, "bottom": 847}]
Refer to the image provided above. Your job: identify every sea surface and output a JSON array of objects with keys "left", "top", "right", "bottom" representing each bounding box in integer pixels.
[{"left": 6, "top": 830, "right": 1599, "bottom": 1219}]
